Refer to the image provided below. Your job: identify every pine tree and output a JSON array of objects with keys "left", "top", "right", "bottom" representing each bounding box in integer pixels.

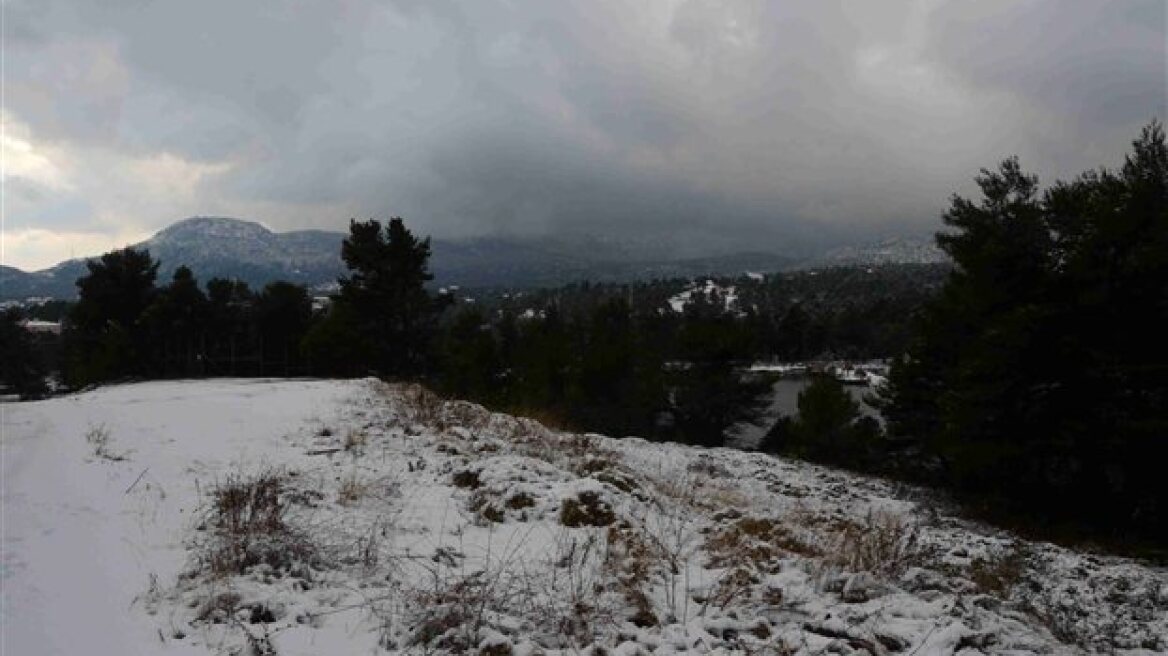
[
  {"left": 142, "top": 266, "right": 208, "bottom": 375},
  {"left": 438, "top": 307, "right": 502, "bottom": 402},
  {"left": 763, "top": 375, "right": 880, "bottom": 468},
  {"left": 256, "top": 282, "right": 313, "bottom": 376},
  {"left": 66, "top": 247, "right": 160, "bottom": 384},
  {"left": 0, "top": 309, "right": 49, "bottom": 398},
  {"left": 336, "top": 218, "right": 445, "bottom": 378},
  {"left": 669, "top": 290, "right": 771, "bottom": 447},
  {"left": 881, "top": 121, "right": 1168, "bottom": 541}
]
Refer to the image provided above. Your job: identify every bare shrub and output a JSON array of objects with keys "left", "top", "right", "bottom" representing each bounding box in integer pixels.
[
  {"left": 195, "top": 468, "right": 317, "bottom": 577},
  {"left": 969, "top": 542, "right": 1029, "bottom": 596},
  {"left": 505, "top": 492, "right": 535, "bottom": 510},
  {"left": 397, "top": 383, "right": 445, "bottom": 428},
  {"left": 470, "top": 492, "right": 506, "bottom": 523},
  {"left": 604, "top": 522, "right": 658, "bottom": 627},
  {"left": 404, "top": 530, "right": 535, "bottom": 651},
  {"left": 644, "top": 469, "right": 705, "bottom": 509},
  {"left": 452, "top": 469, "right": 482, "bottom": 489},
  {"left": 821, "top": 511, "right": 922, "bottom": 578},
  {"left": 698, "top": 567, "right": 759, "bottom": 614},
  {"left": 538, "top": 531, "right": 617, "bottom": 644},
  {"left": 85, "top": 424, "right": 125, "bottom": 461},
  {"left": 337, "top": 471, "right": 368, "bottom": 505},
  {"left": 632, "top": 505, "right": 701, "bottom": 623}
]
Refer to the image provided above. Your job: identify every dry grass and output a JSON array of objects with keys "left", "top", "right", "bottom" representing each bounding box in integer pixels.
[
  {"left": 394, "top": 383, "right": 446, "bottom": 428},
  {"left": 819, "top": 511, "right": 924, "bottom": 579},
  {"left": 85, "top": 424, "right": 126, "bottom": 461},
  {"left": 194, "top": 468, "right": 317, "bottom": 577},
  {"left": 337, "top": 471, "right": 369, "bottom": 505},
  {"left": 704, "top": 516, "right": 819, "bottom": 574},
  {"left": 440, "top": 400, "right": 494, "bottom": 432},
  {"left": 969, "top": 542, "right": 1030, "bottom": 596},
  {"left": 342, "top": 429, "right": 368, "bottom": 452},
  {"left": 469, "top": 491, "right": 506, "bottom": 523},
  {"left": 604, "top": 522, "right": 658, "bottom": 627}
]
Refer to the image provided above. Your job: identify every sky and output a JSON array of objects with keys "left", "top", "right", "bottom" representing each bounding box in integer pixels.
[{"left": 2, "top": 0, "right": 1165, "bottom": 270}]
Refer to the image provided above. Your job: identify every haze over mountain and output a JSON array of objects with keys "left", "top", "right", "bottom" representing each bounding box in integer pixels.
[
  {"left": 0, "top": 218, "right": 784, "bottom": 300},
  {"left": 0, "top": 217, "right": 950, "bottom": 301}
]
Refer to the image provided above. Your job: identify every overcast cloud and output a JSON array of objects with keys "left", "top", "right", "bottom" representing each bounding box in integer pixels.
[{"left": 3, "top": 0, "right": 1164, "bottom": 269}]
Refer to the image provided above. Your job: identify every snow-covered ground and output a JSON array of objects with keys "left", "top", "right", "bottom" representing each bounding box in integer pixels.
[
  {"left": 668, "top": 281, "right": 738, "bottom": 314},
  {"left": 2, "top": 379, "right": 1166, "bottom": 655}
]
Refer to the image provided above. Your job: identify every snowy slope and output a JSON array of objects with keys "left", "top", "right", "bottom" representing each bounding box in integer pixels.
[
  {"left": 2, "top": 380, "right": 1166, "bottom": 655},
  {"left": 1, "top": 380, "right": 357, "bottom": 655}
]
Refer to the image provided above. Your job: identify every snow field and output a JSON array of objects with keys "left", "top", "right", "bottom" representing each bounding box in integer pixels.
[{"left": 2, "top": 378, "right": 1166, "bottom": 655}]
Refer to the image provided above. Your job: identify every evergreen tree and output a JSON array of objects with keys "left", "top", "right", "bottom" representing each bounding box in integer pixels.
[
  {"left": 880, "top": 121, "right": 1168, "bottom": 541},
  {"left": 301, "top": 301, "right": 372, "bottom": 377},
  {"left": 763, "top": 375, "right": 880, "bottom": 468},
  {"left": 66, "top": 247, "right": 160, "bottom": 385},
  {"left": 205, "top": 278, "right": 255, "bottom": 375},
  {"left": 337, "top": 218, "right": 445, "bottom": 378},
  {"left": 0, "top": 309, "right": 49, "bottom": 398},
  {"left": 142, "top": 266, "right": 208, "bottom": 376},
  {"left": 256, "top": 282, "right": 313, "bottom": 376},
  {"left": 438, "top": 307, "right": 502, "bottom": 401},
  {"left": 513, "top": 304, "right": 573, "bottom": 413},
  {"left": 571, "top": 298, "right": 668, "bottom": 437},
  {"left": 669, "top": 290, "right": 771, "bottom": 447}
]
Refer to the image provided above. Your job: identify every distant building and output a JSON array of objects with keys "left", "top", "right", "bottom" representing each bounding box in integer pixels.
[{"left": 20, "top": 320, "right": 62, "bottom": 335}]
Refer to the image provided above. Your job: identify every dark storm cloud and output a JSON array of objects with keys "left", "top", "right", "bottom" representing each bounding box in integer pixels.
[{"left": 4, "top": 0, "right": 1165, "bottom": 268}]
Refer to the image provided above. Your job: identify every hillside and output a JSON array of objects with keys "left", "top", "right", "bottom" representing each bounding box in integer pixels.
[{"left": 2, "top": 379, "right": 1164, "bottom": 655}]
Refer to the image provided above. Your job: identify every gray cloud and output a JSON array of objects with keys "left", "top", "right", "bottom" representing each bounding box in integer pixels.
[{"left": 4, "top": 0, "right": 1165, "bottom": 269}]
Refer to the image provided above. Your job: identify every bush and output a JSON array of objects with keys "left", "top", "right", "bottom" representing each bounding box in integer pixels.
[
  {"left": 880, "top": 122, "right": 1168, "bottom": 543},
  {"left": 196, "top": 469, "right": 317, "bottom": 576}
]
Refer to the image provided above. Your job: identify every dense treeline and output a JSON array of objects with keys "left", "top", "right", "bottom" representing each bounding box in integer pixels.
[
  {"left": 877, "top": 122, "right": 1168, "bottom": 544},
  {"left": 61, "top": 251, "right": 316, "bottom": 385},
  {"left": 473, "top": 262, "right": 948, "bottom": 362},
  {"left": 0, "top": 308, "right": 53, "bottom": 398},
  {"left": 433, "top": 292, "right": 773, "bottom": 444}
]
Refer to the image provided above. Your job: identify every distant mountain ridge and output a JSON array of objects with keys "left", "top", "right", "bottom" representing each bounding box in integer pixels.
[
  {"left": 1, "top": 217, "right": 798, "bottom": 300},
  {"left": 814, "top": 236, "right": 948, "bottom": 266},
  {"left": 0, "top": 217, "right": 945, "bottom": 301}
]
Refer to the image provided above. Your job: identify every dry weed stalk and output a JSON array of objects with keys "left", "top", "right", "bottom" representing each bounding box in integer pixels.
[
  {"left": 85, "top": 424, "right": 126, "bottom": 461},
  {"left": 821, "top": 510, "right": 923, "bottom": 579},
  {"left": 195, "top": 468, "right": 318, "bottom": 577}
]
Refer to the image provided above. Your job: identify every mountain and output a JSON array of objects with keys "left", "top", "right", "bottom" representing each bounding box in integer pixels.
[
  {"left": 812, "top": 236, "right": 948, "bottom": 267},
  {"left": 0, "top": 263, "right": 83, "bottom": 302},
  {"left": 0, "top": 217, "right": 796, "bottom": 300},
  {"left": 2, "top": 219, "right": 951, "bottom": 302}
]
